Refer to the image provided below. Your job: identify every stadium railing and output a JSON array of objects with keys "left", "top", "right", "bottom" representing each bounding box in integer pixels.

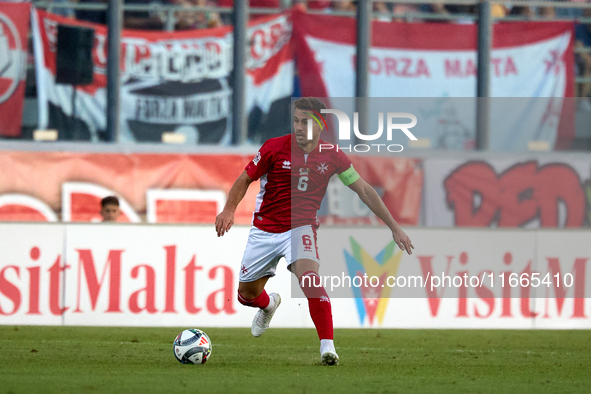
[{"left": 13, "top": 0, "right": 591, "bottom": 150}]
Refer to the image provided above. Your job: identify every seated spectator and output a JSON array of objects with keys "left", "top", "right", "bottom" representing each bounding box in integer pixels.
[
  {"left": 217, "top": 0, "right": 281, "bottom": 19},
  {"left": 217, "top": 0, "right": 281, "bottom": 10},
  {"left": 491, "top": 3, "right": 507, "bottom": 18},
  {"left": 305, "top": 1, "right": 331, "bottom": 11},
  {"left": 374, "top": 1, "right": 393, "bottom": 22},
  {"left": 174, "top": 0, "right": 223, "bottom": 30},
  {"left": 100, "top": 196, "right": 121, "bottom": 222},
  {"left": 123, "top": 0, "right": 169, "bottom": 30},
  {"left": 554, "top": 0, "right": 584, "bottom": 19},
  {"left": 76, "top": 0, "right": 108, "bottom": 24},
  {"left": 430, "top": 4, "right": 476, "bottom": 24},
  {"left": 49, "top": 0, "right": 75, "bottom": 18},
  {"left": 387, "top": 2, "right": 423, "bottom": 22},
  {"left": 330, "top": 0, "right": 355, "bottom": 12},
  {"left": 539, "top": 5, "right": 555, "bottom": 19},
  {"left": 508, "top": 5, "right": 534, "bottom": 18}
]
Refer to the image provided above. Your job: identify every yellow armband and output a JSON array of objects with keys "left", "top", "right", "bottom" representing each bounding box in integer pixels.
[{"left": 338, "top": 165, "right": 360, "bottom": 186}]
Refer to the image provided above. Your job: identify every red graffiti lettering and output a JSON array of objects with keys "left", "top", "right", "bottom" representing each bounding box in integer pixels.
[{"left": 444, "top": 161, "right": 585, "bottom": 227}]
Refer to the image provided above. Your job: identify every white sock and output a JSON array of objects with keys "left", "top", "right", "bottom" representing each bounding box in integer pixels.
[
  {"left": 320, "top": 339, "right": 335, "bottom": 354},
  {"left": 263, "top": 295, "right": 275, "bottom": 312}
]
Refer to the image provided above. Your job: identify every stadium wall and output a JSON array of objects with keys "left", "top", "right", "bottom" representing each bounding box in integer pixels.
[
  {"left": 0, "top": 223, "right": 589, "bottom": 329},
  {"left": 2, "top": 149, "right": 591, "bottom": 228}
]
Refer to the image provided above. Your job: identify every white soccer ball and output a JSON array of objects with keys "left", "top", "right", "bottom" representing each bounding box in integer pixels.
[{"left": 173, "top": 329, "right": 212, "bottom": 364}]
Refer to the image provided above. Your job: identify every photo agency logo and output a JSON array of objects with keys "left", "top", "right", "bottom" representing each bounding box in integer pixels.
[{"left": 306, "top": 108, "right": 418, "bottom": 153}]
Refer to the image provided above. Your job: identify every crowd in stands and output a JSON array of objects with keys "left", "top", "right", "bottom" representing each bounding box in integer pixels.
[
  {"left": 34, "top": 0, "right": 591, "bottom": 102},
  {"left": 42, "top": 0, "right": 591, "bottom": 27}
]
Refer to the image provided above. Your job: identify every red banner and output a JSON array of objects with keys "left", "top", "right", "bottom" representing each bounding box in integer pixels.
[
  {"left": 0, "top": 2, "right": 30, "bottom": 137},
  {"left": 0, "top": 151, "right": 422, "bottom": 225}
]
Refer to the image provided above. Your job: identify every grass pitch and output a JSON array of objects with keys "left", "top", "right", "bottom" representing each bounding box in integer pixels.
[{"left": 0, "top": 326, "right": 589, "bottom": 393}]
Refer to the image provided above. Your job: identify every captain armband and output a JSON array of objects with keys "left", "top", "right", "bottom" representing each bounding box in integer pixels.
[{"left": 337, "top": 165, "right": 360, "bottom": 186}]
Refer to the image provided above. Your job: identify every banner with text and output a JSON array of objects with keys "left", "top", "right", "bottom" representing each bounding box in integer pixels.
[
  {"left": 0, "top": 224, "right": 589, "bottom": 329},
  {"left": 293, "top": 11, "right": 575, "bottom": 150},
  {"left": 32, "top": 9, "right": 293, "bottom": 143}
]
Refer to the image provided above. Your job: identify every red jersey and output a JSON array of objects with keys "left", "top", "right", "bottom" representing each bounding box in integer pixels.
[{"left": 245, "top": 134, "right": 354, "bottom": 233}]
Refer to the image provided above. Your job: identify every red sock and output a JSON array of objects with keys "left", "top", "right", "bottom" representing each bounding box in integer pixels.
[
  {"left": 300, "top": 271, "right": 333, "bottom": 340},
  {"left": 237, "top": 289, "right": 270, "bottom": 309}
]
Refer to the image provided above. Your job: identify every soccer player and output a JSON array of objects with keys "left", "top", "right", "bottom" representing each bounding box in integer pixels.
[{"left": 215, "top": 97, "right": 414, "bottom": 365}]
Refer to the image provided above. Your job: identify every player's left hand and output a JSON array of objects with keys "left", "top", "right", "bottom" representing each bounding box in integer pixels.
[
  {"left": 392, "top": 228, "right": 414, "bottom": 255},
  {"left": 215, "top": 210, "right": 234, "bottom": 237}
]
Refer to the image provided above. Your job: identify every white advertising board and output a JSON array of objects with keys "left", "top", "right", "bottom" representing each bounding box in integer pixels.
[{"left": 0, "top": 224, "right": 589, "bottom": 329}]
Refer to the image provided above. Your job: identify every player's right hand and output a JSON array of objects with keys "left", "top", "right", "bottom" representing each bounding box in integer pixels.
[{"left": 215, "top": 210, "right": 234, "bottom": 237}]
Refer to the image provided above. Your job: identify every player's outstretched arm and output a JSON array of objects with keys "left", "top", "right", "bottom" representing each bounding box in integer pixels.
[
  {"left": 348, "top": 178, "right": 414, "bottom": 255},
  {"left": 215, "top": 171, "right": 254, "bottom": 237}
]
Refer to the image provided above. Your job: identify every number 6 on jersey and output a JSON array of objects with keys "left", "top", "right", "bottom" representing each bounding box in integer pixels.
[{"left": 297, "top": 176, "right": 308, "bottom": 191}]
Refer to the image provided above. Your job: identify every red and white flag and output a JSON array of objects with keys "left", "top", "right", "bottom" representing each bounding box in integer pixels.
[
  {"left": 32, "top": 9, "right": 294, "bottom": 143},
  {"left": 293, "top": 11, "right": 575, "bottom": 150},
  {"left": 0, "top": 2, "right": 30, "bottom": 137}
]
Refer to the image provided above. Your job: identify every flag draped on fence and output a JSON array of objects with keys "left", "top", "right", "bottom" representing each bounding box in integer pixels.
[{"left": 32, "top": 9, "right": 294, "bottom": 143}]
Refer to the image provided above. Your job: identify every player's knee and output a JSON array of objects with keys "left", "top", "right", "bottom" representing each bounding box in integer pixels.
[
  {"left": 299, "top": 271, "right": 327, "bottom": 299},
  {"left": 237, "top": 288, "right": 259, "bottom": 305},
  {"left": 299, "top": 271, "right": 321, "bottom": 288}
]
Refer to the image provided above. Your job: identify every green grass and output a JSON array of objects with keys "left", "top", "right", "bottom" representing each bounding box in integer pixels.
[{"left": 0, "top": 326, "right": 590, "bottom": 393}]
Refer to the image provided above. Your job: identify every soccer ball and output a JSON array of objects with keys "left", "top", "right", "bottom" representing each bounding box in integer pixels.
[{"left": 173, "top": 329, "right": 212, "bottom": 364}]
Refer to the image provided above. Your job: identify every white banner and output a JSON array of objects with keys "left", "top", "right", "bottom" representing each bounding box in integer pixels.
[
  {"left": 0, "top": 224, "right": 65, "bottom": 324},
  {"left": 294, "top": 12, "right": 575, "bottom": 150},
  {"left": 0, "top": 224, "right": 589, "bottom": 329}
]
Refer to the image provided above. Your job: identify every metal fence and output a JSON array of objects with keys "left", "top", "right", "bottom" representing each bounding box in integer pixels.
[
  {"left": 22, "top": 0, "right": 591, "bottom": 149},
  {"left": 30, "top": 1, "right": 591, "bottom": 84}
]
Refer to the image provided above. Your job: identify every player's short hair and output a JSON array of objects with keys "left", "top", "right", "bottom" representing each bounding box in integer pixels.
[
  {"left": 101, "top": 196, "right": 120, "bottom": 208},
  {"left": 293, "top": 97, "right": 327, "bottom": 114}
]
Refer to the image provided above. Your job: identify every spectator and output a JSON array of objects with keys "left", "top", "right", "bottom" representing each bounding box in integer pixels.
[
  {"left": 555, "top": 0, "right": 584, "bottom": 19},
  {"left": 330, "top": 0, "right": 355, "bottom": 12},
  {"left": 508, "top": 5, "right": 534, "bottom": 18},
  {"left": 100, "top": 196, "right": 121, "bottom": 222},
  {"left": 374, "top": 1, "right": 393, "bottom": 22},
  {"left": 387, "top": 2, "right": 423, "bottom": 22},
  {"left": 430, "top": 3, "right": 476, "bottom": 24},
  {"left": 174, "top": 0, "right": 223, "bottom": 30},
  {"left": 49, "top": 0, "right": 75, "bottom": 18},
  {"left": 217, "top": 0, "right": 281, "bottom": 20},
  {"left": 218, "top": 0, "right": 281, "bottom": 7},
  {"left": 305, "top": 1, "right": 331, "bottom": 11},
  {"left": 539, "top": 6, "right": 555, "bottom": 19},
  {"left": 491, "top": 3, "right": 507, "bottom": 18},
  {"left": 76, "top": 0, "right": 108, "bottom": 24},
  {"left": 123, "top": 0, "right": 169, "bottom": 30}
]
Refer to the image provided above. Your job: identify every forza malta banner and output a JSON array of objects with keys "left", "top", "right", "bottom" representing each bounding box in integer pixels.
[
  {"left": 0, "top": 2, "right": 30, "bottom": 137},
  {"left": 424, "top": 155, "right": 591, "bottom": 228},
  {"left": 32, "top": 9, "right": 293, "bottom": 143},
  {"left": 293, "top": 11, "right": 575, "bottom": 150}
]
